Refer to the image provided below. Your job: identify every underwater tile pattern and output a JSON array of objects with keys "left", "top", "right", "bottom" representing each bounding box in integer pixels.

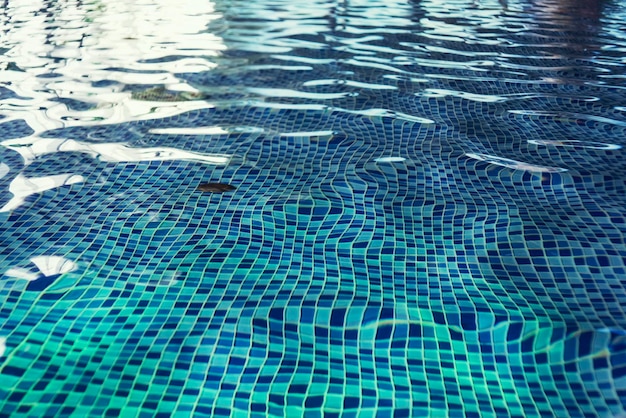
[{"left": 1, "top": 0, "right": 626, "bottom": 416}]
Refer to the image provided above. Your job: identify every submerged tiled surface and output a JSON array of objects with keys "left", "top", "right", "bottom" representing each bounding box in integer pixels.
[{"left": 1, "top": 0, "right": 626, "bottom": 416}]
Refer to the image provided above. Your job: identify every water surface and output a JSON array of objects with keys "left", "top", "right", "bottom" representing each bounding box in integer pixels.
[{"left": 1, "top": 0, "right": 625, "bottom": 416}]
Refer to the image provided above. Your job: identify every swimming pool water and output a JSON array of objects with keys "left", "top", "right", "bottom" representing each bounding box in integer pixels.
[{"left": 1, "top": 0, "right": 626, "bottom": 416}]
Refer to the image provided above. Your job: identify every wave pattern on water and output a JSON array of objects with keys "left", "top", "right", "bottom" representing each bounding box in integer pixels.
[{"left": 0, "top": 0, "right": 626, "bottom": 416}]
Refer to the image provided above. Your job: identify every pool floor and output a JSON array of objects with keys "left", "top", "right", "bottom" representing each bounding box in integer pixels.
[{"left": 0, "top": 0, "right": 626, "bottom": 416}]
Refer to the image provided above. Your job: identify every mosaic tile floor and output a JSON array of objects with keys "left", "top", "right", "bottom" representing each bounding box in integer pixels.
[{"left": 1, "top": 0, "right": 626, "bottom": 416}]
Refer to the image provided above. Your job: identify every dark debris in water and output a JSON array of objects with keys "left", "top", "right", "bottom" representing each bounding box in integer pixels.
[
  {"left": 196, "top": 183, "right": 236, "bottom": 193},
  {"left": 130, "top": 86, "right": 208, "bottom": 102}
]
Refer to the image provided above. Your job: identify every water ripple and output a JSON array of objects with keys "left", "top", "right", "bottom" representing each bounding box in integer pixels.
[
  {"left": 508, "top": 109, "right": 626, "bottom": 127},
  {"left": 528, "top": 139, "right": 622, "bottom": 150},
  {"left": 465, "top": 153, "right": 567, "bottom": 173}
]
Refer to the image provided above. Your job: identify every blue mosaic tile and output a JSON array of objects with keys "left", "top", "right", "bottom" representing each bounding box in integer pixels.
[{"left": 0, "top": 0, "right": 625, "bottom": 416}]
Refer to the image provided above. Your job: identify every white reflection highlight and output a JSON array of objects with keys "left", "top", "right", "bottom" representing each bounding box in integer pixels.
[
  {"left": 0, "top": 0, "right": 225, "bottom": 132},
  {"left": 528, "top": 139, "right": 622, "bottom": 150},
  {"left": 0, "top": 337, "right": 5, "bottom": 358},
  {"left": 30, "top": 256, "right": 77, "bottom": 277},
  {"left": 0, "top": 163, "right": 9, "bottom": 180},
  {"left": 3, "top": 268, "right": 39, "bottom": 281},
  {"left": 420, "top": 88, "right": 507, "bottom": 103},
  {"left": 5, "top": 256, "right": 77, "bottom": 280},
  {"left": 465, "top": 153, "right": 567, "bottom": 173},
  {"left": 149, "top": 127, "right": 228, "bottom": 135},
  {"left": 2, "top": 136, "right": 233, "bottom": 166},
  {"left": 1, "top": 173, "right": 84, "bottom": 212},
  {"left": 375, "top": 157, "right": 406, "bottom": 163},
  {"left": 279, "top": 130, "right": 334, "bottom": 137},
  {"left": 248, "top": 87, "right": 352, "bottom": 100},
  {"left": 301, "top": 79, "right": 397, "bottom": 90},
  {"left": 58, "top": 139, "right": 232, "bottom": 165}
]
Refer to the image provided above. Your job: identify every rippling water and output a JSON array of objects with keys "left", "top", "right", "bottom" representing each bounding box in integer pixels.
[{"left": 1, "top": 0, "right": 626, "bottom": 416}]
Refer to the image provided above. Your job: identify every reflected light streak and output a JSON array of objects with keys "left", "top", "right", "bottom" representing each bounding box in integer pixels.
[
  {"left": 1, "top": 173, "right": 84, "bottom": 212},
  {"left": 5, "top": 256, "right": 77, "bottom": 280},
  {"left": 0, "top": 0, "right": 225, "bottom": 132},
  {"left": 2, "top": 136, "right": 233, "bottom": 166},
  {"left": 1, "top": 134, "right": 233, "bottom": 212},
  {"left": 30, "top": 255, "right": 77, "bottom": 277}
]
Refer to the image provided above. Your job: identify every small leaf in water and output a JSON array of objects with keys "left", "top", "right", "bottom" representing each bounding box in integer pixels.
[{"left": 197, "top": 183, "right": 236, "bottom": 193}]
